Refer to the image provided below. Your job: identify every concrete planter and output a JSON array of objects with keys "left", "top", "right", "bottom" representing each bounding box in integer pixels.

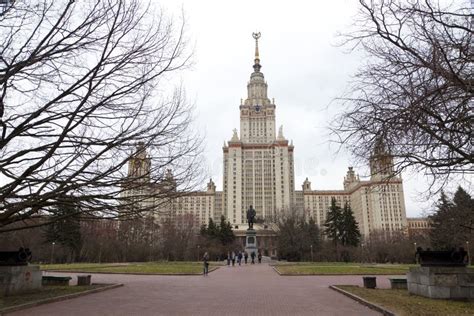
[
  {"left": 362, "top": 276, "right": 377, "bottom": 289},
  {"left": 389, "top": 278, "right": 407, "bottom": 289}
]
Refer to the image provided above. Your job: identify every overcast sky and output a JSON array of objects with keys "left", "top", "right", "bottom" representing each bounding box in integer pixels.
[{"left": 158, "top": 0, "right": 459, "bottom": 218}]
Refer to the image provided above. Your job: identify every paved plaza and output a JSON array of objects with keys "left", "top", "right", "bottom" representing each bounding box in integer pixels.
[{"left": 11, "top": 264, "right": 393, "bottom": 315}]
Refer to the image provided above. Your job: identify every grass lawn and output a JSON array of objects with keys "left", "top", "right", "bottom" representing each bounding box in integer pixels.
[
  {"left": 41, "top": 263, "right": 126, "bottom": 271},
  {"left": 41, "top": 261, "right": 220, "bottom": 274},
  {"left": 0, "top": 285, "right": 105, "bottom": 310},
  {"left": 337, "top": 285, "right": 474, "bottom": 316},
  {"left": 274, "top": 263, "right": 413, "bottom": 275}
]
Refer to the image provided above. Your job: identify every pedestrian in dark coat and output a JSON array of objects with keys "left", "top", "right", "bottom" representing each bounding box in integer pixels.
[
  {"left": 227, "top": 252, "right": 231, "bottom": 266},
  {"left": 244, "top": 251, "right": 248, "bottom": 264},
  {"left": 251, "top": 251, "right": 256, "bottom": 264},
  {"left": 237, "top": 251, "right": 243, "bottom": 266},
  {"left": 231, "top": 251, "right": 236, "bottom": 266},
  {"left": 203, "top": 252, "right": 210, "bottom": 276},
  {"left": 258, "top": 251, "right": 262, "bottom": 264}
]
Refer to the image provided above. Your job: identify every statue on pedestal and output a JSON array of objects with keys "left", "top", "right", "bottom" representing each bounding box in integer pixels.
[{"left": 246, "top": 205, "right": 256, "bottom": 230}]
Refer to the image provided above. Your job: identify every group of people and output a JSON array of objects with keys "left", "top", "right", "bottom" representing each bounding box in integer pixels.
[
  {"left": 226, "top": 250, "right": 262, "bottom": 266},
  {"left": 202, "top": 250, "right": 263, "bottom": 275}
]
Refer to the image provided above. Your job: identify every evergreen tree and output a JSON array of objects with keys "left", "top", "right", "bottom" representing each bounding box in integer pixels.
[
  {"left": 430, "top": 191, "right": 454, "bottom": 249},
  {"left": 277, "top": 213, "right": 322, "bottom": 261},
  {"left": 277, "top": 215, "right": 302, "bottom": 261},
  {"left": 199, "top": 224, "right": 207, "bottom": 237},
  {"left": 305, "top": 217, "right": 321, "bottom": 249},
  {"left": 340, "top": 203, "right": 361, "bottom": 247},
  {"left": 452, "top": 187, "right": 474, "bottom": 233},
  {"left": 200, "top": 218, "right": 218, "bottom": 238},
  {"left": 207, "top": 218, "right": 218, "bottom": 237},
  {"left": 430, "top": 187, "right": 474, "bottom": 249},
  {"left": 218, "top": 215, "right": 235, "bottom": 246},
  {"left": 302, "top": 217, "right": 321, "bottom": 261},
  {"left": 199, "top": 216, "right": 235, "bottom": 246},
  {"left": 43, "top": 204, "right": 82, "bottom": 261},
  {"left": 324, "top": 198, "right": 343, "bottom": 245}
]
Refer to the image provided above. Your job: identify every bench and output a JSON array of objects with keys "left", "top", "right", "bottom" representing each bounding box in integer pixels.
[
  {"left": 389, "top": 278, "right": 407, "bottom": 289},
  {"left": 42, "top": 276, "right": 72, "bottom": 286}
]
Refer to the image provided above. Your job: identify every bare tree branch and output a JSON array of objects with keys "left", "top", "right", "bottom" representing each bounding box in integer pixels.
[
  {"left": 332, "top": 0, "right": 473, "bottom": 194},
  {"left": 0, "top": 0, "right": 203, "bottom": 232}
]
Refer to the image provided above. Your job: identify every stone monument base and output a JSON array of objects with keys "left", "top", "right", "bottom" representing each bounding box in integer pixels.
[
  {"left": 245, "top": 229, "right": 257, "bottom": 256},
  {"left": 407, "top": 266, "right": 474, "bottom": 299},
  {"left": 0, "top": 265, "right": 42, "bottom": 296}
]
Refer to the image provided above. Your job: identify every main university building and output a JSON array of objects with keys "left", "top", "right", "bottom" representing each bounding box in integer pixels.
[{"left": 125, "top": 35, "right": 408, "bottom": 255}]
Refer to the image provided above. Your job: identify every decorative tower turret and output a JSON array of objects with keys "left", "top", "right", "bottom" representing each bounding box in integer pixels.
[
  {"left": 158, "top": 169, "right": 177, "bottom": 193},
  {"left": 343, "top": 167, "right": 360, "bottom": 190},
  {"left": 370, "top": 138, "right": 395, "bottom": 180},
  {"left": 207, "top": 178, "right": 216, "bottom": 193},
  {"left": 302, "top": 178, "right": 312, "bottom": 192},
  {"left": 128, "top": 142, "right": 151, "bottom": 182}
]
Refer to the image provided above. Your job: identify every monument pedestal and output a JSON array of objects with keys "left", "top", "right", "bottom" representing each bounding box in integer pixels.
[
  {"left": 0, "top": 265, "right": 42, "bottom": 296},
  {"left": 407, "top": 266, "right": 474, "bottom": 299},
  {"left": 245, "top": 229, "right": 257, "bottom": 256}
]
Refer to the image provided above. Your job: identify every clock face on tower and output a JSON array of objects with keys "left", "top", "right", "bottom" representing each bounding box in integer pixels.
[{"left": 254, "top": 105, "right": 261, "bottom": 112}]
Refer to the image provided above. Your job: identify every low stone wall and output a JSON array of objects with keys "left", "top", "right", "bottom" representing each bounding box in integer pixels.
[
  {"left": 407, "top": 266, "right": 474, "bottom": 299},
  {"left": 0, "top": 265, "right": 42, "bottom": 296}
]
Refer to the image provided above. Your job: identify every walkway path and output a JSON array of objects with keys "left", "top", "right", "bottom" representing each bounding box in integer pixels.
[{"left": 12, "top": 263, "right": 384, "bottom": 315}]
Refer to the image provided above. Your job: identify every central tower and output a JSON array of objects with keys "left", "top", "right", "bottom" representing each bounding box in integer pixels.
[
  {"left": 240, "top": 32, "right": 276, "bottom": 143},
  {"left": 223, "top": 33, "right": 295, "bottom": 225}
]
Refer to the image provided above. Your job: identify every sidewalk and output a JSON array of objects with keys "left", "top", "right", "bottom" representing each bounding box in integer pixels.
[{"left": 11, "top": 263, "right": 381, "bottom": 315}]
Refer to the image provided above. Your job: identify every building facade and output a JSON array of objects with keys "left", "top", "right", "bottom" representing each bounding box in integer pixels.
[
  {"left": 407, "top": 217, "right": 432, "bottom": 238},
  {"left": 123, "top": 34, "right": 408, "bottom": 254}
]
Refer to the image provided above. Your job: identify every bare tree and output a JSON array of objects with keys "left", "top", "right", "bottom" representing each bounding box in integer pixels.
[
  {"left": 333, "top": 0, "right": 473, "bottom": 191},
  {"left": 159, "top": 213, "right": 199, "bottom": 261},
  {"left": 0, "top": 0, "right": 203, "bottom": 232}
]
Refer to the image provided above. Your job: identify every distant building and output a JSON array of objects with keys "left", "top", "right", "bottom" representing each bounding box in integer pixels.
[
  {"left": 123, "top": 34, "right": 408, "bottom": 255},
  {"left": 301, "top": 146, "right": 407, "bottom": 237},
  {"left": 407, "top": 217, "right": 432, "bottom": 238}
]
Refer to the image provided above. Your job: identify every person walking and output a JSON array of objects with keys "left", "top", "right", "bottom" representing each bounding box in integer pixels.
[
  {"left": 237, "top": 251, "right": 243, "bottom": 266},
  {"left": 231, "top": 251, "right": 236, "bottom": 266},
  {"left": 244, "top": 251, "right": 248, "bottom": 264},
  {"left": 227, "top": 251, "right": 231, "bottom": 266},
  {"left": 250, "top": 251, "right": 256, "bottom": 264},
  {"left": 258, "top": 251, "right": 262, "bottom": 264},
  {"left": 203, "top": 252, "right": 210, "bottom": 276}
]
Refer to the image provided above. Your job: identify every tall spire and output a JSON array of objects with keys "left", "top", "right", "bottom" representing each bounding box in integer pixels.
[
  {"left": 252, "top": 32, "right": 261, "bottom": 72},
  {"left": 246, "top": 31, "right": 269, "bottom": 103}
]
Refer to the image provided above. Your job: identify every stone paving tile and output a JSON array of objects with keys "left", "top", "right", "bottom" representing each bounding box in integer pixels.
[{"left": 11, "top": 264, "right": 390, "bottom": 315}]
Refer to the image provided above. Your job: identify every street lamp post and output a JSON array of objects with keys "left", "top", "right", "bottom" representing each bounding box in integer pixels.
[
  {"left": 466, "top": 241, "right": 471, "bottom": 266},
  {"left": 310, "top": 244, "right": 313, "bottom": 262},
  {"left": 50, "top": 242, "right": 56, "bottom": 264},
  {"left": 361, "top": 242, "right": 365, "bottom": 263},
  {"left": 414, "top": 242, "right": 418, "bottom": 264}
]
